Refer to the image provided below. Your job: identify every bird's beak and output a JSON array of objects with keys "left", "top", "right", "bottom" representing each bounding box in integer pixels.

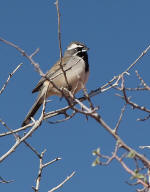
[{"left": 83, "top": 47, "right": 89, "bottom": 52}]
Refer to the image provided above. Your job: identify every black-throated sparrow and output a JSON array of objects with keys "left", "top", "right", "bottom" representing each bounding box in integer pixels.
[{"left": 22, "top": 41, "right": 89, "bottom": 126}]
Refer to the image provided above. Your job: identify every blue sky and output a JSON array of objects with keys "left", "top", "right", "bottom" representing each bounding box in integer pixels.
[{"left": 0, "top": 0, "right": 150, "bottom": 191}]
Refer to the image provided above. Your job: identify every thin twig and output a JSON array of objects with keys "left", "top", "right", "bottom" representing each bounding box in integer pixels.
[
  {"left": 32, "top": 150, "right": 46, "bottom": 192},
  {"left": 0, "top": 176, "right": 14, "bottom": 184},
  {"left": 88, "top": 45, "right": 150, "bottom": 98},
  {"left": 48, "top": 171, "right": 75, "bottom": 192},
  {"left": 0, "top": 119, "right": 41, "bottom": 158},
  {"left": 43, "top": 157, "right": 61, "bottom": 168},
  {"left": 114, "top": 103, "right": 127, "bottom": 133},
  {"left": 0, "top": 100, "right": 46, "bottom": 163},
  {"left": 114, "top": 76, "right": 127, "bottom": 133},
  {"left": 115, "top": 155, "right": 149, "bottom": 188},
  {"left": 54, "top": 0, "right": 70, "bottom": 89},
  {"left": 122, "top": 88, "right": 150, "bottom": 113},
  {"left": 0, "top": 119, "right": 19, "bottom": 140},
  {"left": 125, "top": 87, "right": 148, "bottom": 91},
  {"left": 47, "top": 110, "right": 76, "bottom": 124},
  {"left": 137, "top": 114, "right": 150, "bottom": 121},
  {"left": 0, "top": 37, "right": 44, "bottom": 76},
  {"left": 139, "top": 146, "right": 150, "bottom": 150},
  {"left": 23, "top": 138, "right": 41, "bottom": 158},
  {"left": 32, "top": 149, "right": 61, "bottom": 192},
  {"left": 0, "top": 122, "right": 33, "bottom": 137},
  {"left": 0, "top": 63, "right": 23, "bottom": 95},
  {"left": 135, "top": 70, "right": 150, "bottom": 90},
  {"left": 82, "top": 85, "right": 94, "bottom": 110},
  {"left": 125, "top": 45, "right": 150, "bottom": 73},
  {"left": 78, "top": 110, "right": 150, "bottom": 168},
  {"left": 95, "top": 142, "right": 119, "bottom": 166}
]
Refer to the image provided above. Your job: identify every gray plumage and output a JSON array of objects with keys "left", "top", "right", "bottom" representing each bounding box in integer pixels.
[{"left": 22, "top": 41, "right": 89, "bottom": 126}]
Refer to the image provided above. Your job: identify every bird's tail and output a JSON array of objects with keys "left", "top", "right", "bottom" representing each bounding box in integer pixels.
[{"left": 21, "top": 93, "right": 44, "bottom": 127}]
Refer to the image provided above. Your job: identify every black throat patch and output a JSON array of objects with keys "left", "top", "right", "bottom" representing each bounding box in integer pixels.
[{"left": 77, "top": 51, "right": 89, "bottom": 72}]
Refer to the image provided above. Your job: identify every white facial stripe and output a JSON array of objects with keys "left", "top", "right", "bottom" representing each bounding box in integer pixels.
[{"left": 67, "top": 43, "right": 83, "bottom": 50}]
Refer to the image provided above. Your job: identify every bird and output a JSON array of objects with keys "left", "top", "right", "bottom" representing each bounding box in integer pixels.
[{"left": 22, "top": 41, "right": 89, "bottom": 126}]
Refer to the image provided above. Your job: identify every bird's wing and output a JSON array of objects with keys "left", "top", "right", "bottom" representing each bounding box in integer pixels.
[{"left": 32, "top": 56, "right": 81, "bottom": 93}]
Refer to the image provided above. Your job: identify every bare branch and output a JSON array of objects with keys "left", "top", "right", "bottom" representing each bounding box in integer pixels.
[
  {"left": 43, "top": 157, "right": 61, "bottom": 168},
  {"left": 0, "top": 37, "right": 44, "bottom": 76},
  {"left": 48, "top": 171, "right": 75, "bottom": 192},
  {"left": 54, "top": 0, "right": 70, "bottom": 89},
  {"left": 0, "top": 63, "right": 22, "bottom": 95},
  {"left": 114, "top": 103, "right": 127, "bottom": 133},
  {"left": 0, "top": 119, "right": 19, "bottom": 140},
  {"left": 125, "top": 45, "right": 150, "bottom": 73},
  {"left": 88, "top": 112, "right": 150, "bottom": 168},
  {"left": 92, "top": 142, "right": 119, "bottom": 166},
  {"left": 137, "top": 114, "right": 150, "bottom": 122},
  {"left": 23, "top": 138, "right": 41, "bottom": 159},
  {"left": 139, "top": 146, "right": 150, "bottom": 150},
  {"left": 115, "top": 155, "right": 149, "bottom": 188},
  {"left": 47, "top": 110, "right": 76, "bottom": 124},
  {"left": 0, "top": 176, "right": 14, "bottom": 184},
  {"left": 32, "top": 150, "right": 61, "bottom": 192},
  {"left": 135, "top": 70, "right": 150, "bottom": 90},
  {"left": 122, "top": 88, "right": 150, "bottom": 113},
  {"left": 125, "top": 87, "right": 148, "bottom": 91},
  {"left": 88, "top": 44, "right": 150, "bottom": 98},
  {"left": 0, "top": 118, "right": 43, "bottom": 159},
  {"left": 0, "top": 123, "right": 33, "bottom": 137},
  {"left": 0, "top": 102, "right": 45, "bottom": 163}
]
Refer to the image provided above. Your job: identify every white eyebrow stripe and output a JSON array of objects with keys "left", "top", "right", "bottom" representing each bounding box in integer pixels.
[{"left": 67, "top": 43, "right": 83, "bottom": 50}]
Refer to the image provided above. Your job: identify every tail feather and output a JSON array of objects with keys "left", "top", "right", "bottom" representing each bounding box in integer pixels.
[
  {"left": 22, "top": 81, "right": 50, "bottom": 127},
  {"left": 21, "top": 95, "right": 44, "bottom": 127}
]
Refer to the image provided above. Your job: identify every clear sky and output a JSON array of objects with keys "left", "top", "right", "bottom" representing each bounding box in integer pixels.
[{"left": 0, "top": 0, "right": 150, "bottom": 191}]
